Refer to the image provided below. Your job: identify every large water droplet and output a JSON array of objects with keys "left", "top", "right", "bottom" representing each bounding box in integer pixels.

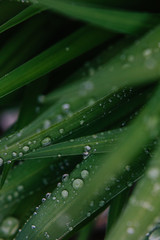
[
  {"left": 22, "top": 146, "right": 29, "bottom": 152},
  {"left": 72, "top": 179, "right": 84, "bottom": 190},
  {"left": 41, "top": 137, "right": 51, "bottom": 147},
  {"left": 149, "top": 228, "right": 160, "bottom": 240},
  {"left": 81, "top": 170, "right": 89, "bottom": 179},
  {"left": 61, "top": 190, "right": 69, "bottom": 199},
  {"left": 0, "top": 217, "right": 19, "bottom": 237}
]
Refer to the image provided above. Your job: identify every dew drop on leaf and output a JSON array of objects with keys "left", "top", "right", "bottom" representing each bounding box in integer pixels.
[
  {"left": 81, "top": 170, "right": 89, "bottom": 179},
  {"left": 22, "top": 146, "right": 29, "bottom": 152},
  {"left": 72, "top": 179, "right": 84, "bottom": 190},
  {"left": 61, "top": 190, "right": 69, "bottom": 199},
  {"left": 0, "top": 157, "right": 3, "bottom": 166},
  {"left": 41, "top": 137, "right": 51, "bottom": 147},
  {"left": 0, "top": 217, "right": 19, "bottom": 237}
]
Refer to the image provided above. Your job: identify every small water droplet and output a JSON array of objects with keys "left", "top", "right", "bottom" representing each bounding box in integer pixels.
[
  {"left": 31, "top": 225, "right": 36, "bottom": 229},
  {"left": 62, "top": 174, "right": 69, "bottom": 182},
  {"left": 127, "top": 227, "right": 135, "bottom": 234},
  {"left": 12, "top": 152, "right": 17, "bottom": 157},
  {"left": 59, "top": 128, "right": 64, "bottom": 134},
  {"left": 0, "top": 157, "right": 3, "bottom": 166}
]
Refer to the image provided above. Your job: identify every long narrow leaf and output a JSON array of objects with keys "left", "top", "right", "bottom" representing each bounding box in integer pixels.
[{"left": 33, "top": 0, "right": 160, "bottom": 34}]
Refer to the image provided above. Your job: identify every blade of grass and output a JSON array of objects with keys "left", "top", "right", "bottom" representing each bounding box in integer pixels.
[
  {"left": 15, "top": 83, "right": 160, "bottom": 239},
  {"left": 15, "top": 143, "right": 150, "bottom": 240},
  {"left": 22, "top": 128, "right": 124, "bottom": 160},
  {"left": 0, "top": 78, "right": 49, "bottom": 188},
  {"left": 77, "top": 222, "right": 93, "bottom": 240},
  {"left": 106, "top": 143, "right": 160, "bottom": 240},
  {"left": 0, "top": 86, "right": 149, "bottom": 165},
  {"left": 106, "top": 188, "right": 130, "bottom": 233},
  {"left": 33, "top": 0, "right": 160, "bottom": 34},
  {"left": 0, "top": 25, "right": 114, "bottom": 99},
  {"left": 0, "top": 4, "right": 46, "bottom": 34}
]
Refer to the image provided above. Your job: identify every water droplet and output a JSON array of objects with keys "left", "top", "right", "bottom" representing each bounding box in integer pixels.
[
  {"left": 62, "top": 103, "right": 70, "bottom": 111},
  {"left": 99, "top": 200, "right": 105, "bottom": 207},
  {"left": 62, "top": 174, "right": 69, "bottom": 182},
  {"left": 127, "top": 227, "right": 135, "bottom": 234},
  {"left": 42, "top": 198, "right": 46, "bottom": 202},
  {"left": 81, "top": 170, "right": 89, "bottom": 179},
  {"left": 72, "top": 179, "right": 84, "bottom": 190},
  {"left": 46, "top": 193, "right": 51, "bottom": 199},
  {"left": 84, "top": 145, "right": 91, "bottom": 151},
  {"left": 59, "top": 128, "right": 64, "bottom": 134},
  {"left": 0, "top": 217, "right": 19, "bottom": 237},
  {"left": 12, "top": 152, "right": 17, "bottom": 157},
  {"left": 0, "top": 157, "right": 3, "bottom": 166},
  {"left": 22, "top": 146, "right": 29, "bottom": 152},
  {"left": 17, "top": 185, "right": 24, "bottom": 192},
  {"left": 147, "top": 168, "right": 159, "bottom": 179},
  {"left": 61, "top": 190, "right": 69, "bottom": 199},
  {"left": 149, "top": 227, "right": 160, "bottom": 240},
  {"left": 41, "top": 137, "right": 51, "bottom": 147},
  {"left": 31, "top": 225, "right": 36, "bottom": 229},
  {"left": 43, "top": 120, "right": 51, "bottom": 129},
  {"left": 143, "top": 49, "right": 152, "bottom": 57},
  {"left": 37, "top": 95, "right": 45, "bottom": 103},
  {"left": 19, "top": 152, "right": 23, "bottom": 157},
  {"left": 44, "top": 231, "right": 50, "bottom": 238},
  {"left": 83, "top": 151, "right": 89, "bottom": 159}
]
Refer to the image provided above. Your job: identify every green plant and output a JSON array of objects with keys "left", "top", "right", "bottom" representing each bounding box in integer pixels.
[{"left": 0, "top": 1, "right": 160, "bottom": 239}]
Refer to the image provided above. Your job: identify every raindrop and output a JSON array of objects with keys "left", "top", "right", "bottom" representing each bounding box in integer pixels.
[
  {"left": 62, "top": 103, "right": 70, "bottom": 111},
  {"left": 41, "top": 137, "right": 51, "bottom": 147},
  {"left": 143, "top": 49, "right": 152, "bottom": 57},
  {"left": 147, "top": 168, "right": 159, "bottom": 180},
  {"left": 17, "top": 185, "right": 24, "bottom": 192},
  {"left": 84, "top": 145, "right": 91, "bottom": 151},
  {"left": 149, "top": 227, "right": 160, "bottom": 240},
  {"left": 72, "top": 179, "right": 84, "bottom": 190},
  {"left": 12, "top": 152, "right": 17, "bottom": 157},
  {"left": 43, "top": 120, "right": 51, "bottom": 129},
  {"left": 0, "top": 217, "right": 19, "bottom": 237},
  {"left": 81, "top": 170, "right": 89, "bottom": 179},
  {"left": 22, "top": 146, "right": 29, "bottom": 152},
  {"left": 62, "top": 174, "right": 69, "bottom": 182},
  {"left": 31, "top": 225, "right": 36, "bottom": 229},
  {"left": 46, "top": 193, "right": 51, "bottom": 199},
  {"left": 99, "top": 200, "right": 105, "bottom": 207},
  {"left": 0, "top": 157, "right": 3, "bottom": 166},
  {"left": 61, "top": 190, "right": 69, "bottom": 199},
  {"left": 127, "top": 227, "right": 135, "bottom": 234},
  {"left": 59, "top": 128, "right": 64, "bottom": 134}
]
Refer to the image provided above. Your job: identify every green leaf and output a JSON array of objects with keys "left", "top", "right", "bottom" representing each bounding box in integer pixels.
[
  {"left": 15, "top": 146, "right": 149, "bottom": 240},
  {"left": 0, "top": 86, "right": 147, "bottom": 165},
  {"left": 0, "top": 25, "right": 113, "bottom": 99},
  {"left": 106, "top": 143, "right": 160, "bottom": 240},
  {"left": 23, "top": 129, "right": 124, "bottom": 160},
  {"left": 32, "top": 0, "right": 160, "bottom": 34},
  {"left": 106, "top": 188, "right": 130, "bottom": 233},
  {"left": 0, "top": 5, "right": 46, "bottom": 34},
  {"left": 15, "top": 83, "right": 160, "bottom": 239}
]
